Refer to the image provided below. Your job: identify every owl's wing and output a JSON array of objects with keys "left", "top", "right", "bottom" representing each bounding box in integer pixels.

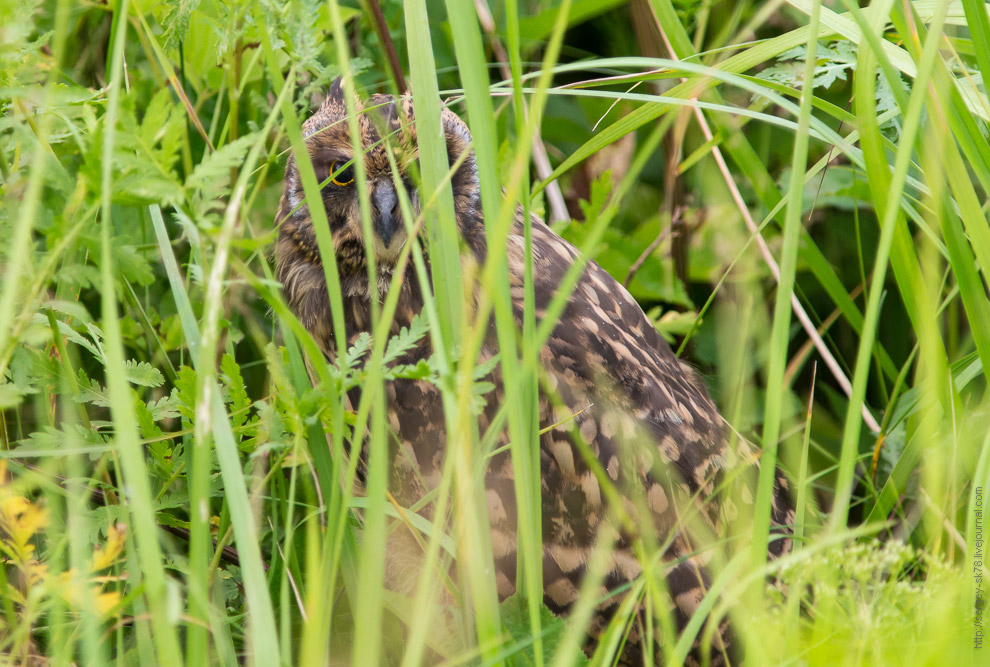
[
  {"left": 506, "top": 216, "right": 727, "bottom": 499},
  {"left": 502, "top": 215, "right": 794, "bottom": 624}
]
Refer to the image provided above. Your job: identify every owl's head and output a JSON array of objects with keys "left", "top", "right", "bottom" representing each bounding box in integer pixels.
[{"left": 277, "top": 79, "right": 483, "bottom": 281}]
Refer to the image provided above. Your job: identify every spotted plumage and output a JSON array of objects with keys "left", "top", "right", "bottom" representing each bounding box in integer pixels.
[{"left": 275, "top": 79, "right": 794, "bottom": 665}]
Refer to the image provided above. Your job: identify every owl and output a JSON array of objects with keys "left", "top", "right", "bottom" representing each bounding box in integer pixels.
[{"left": 275, "top": 79, "right": 794, "bottom": 665}]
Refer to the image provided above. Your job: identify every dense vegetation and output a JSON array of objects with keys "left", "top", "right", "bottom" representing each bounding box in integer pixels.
[{"left": 1, "top": 0, "right": 987, "bottom": 665}]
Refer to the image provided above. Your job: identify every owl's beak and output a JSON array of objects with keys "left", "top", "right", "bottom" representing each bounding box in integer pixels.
[{"left": 372, "top": 182, "right": 399, "bottom": 249}]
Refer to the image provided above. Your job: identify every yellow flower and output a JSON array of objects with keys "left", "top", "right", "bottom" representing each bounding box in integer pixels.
[
  {"left": 91, "top": 523, "right": 126, "bottom": 572},
  {"left": 56, "top": 570, "right": 122, "bottom": 618},
  {"left": 94, "top": 590, "right": 122, "bottom": 615},
  {"left": 0, "top": 494, "right": 49, "bottom": 561},
  {"left": 26, "top": 560, "right": 48, "bottom": 585}
]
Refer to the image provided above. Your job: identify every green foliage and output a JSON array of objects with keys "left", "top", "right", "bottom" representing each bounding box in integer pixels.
[
  {"left": 160, "top": 0, "right": 201, "bottom": 53},
  {"left": 186, "top": 133, "right": 258, "bottom": 217},
  {"left": 757, "top": 41, "right": 905, "bottom": 139},
  {"left": 499, "top": 594, "right": 590, "bottom": 666},
  {"left": 1, "top": 0, "right": 987, "bottom": 665},
  {"left": 758, "top": 42, "right": 859, "bottom": 90},
  {"left": 0, "top": 0, "right": 45, "bottom": 89},
  {"left": 763, "top": 540, "right": 968, "bottom": 665}
]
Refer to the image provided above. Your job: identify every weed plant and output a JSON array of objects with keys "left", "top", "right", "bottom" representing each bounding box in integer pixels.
[{"left": 0, "top": 1, "right": 986, "bottom": 665}]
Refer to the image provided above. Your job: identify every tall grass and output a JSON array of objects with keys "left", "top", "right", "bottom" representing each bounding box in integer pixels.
[{"left": 0, "top": 1, "right": 987, "bottom": 666}]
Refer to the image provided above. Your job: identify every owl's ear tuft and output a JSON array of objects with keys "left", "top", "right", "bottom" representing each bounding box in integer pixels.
[
  {"left": 439, "top": 106, "right": 479, "bottom": 204},
  {"left": 326, "top": 76, "right": 345, "bottom": 106},
  {"left": 440, "top": 107, "right": 473, "bottom": 151}
]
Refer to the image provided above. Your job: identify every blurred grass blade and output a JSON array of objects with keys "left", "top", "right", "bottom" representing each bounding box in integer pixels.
[
  {"left": 831, "top": 0, "right": 951, "bottom": 527},
  {"left": 152, "top": 204, "right": 280, "bottom": 664},
  {"left": 98, "top": 1, "right": 182, "bottom": 663},
  {"left": 752, "top": 0, "right": 820, "bottom": 577}
]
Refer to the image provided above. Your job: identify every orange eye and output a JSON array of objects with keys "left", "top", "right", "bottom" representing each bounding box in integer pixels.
[{"left": 330, "top": 161, "right": 355, "bottom": 186}]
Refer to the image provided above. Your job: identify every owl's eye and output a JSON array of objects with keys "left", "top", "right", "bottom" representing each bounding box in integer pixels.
[{"left": 330, "top": 161, "right": 355, "bottom": 187}]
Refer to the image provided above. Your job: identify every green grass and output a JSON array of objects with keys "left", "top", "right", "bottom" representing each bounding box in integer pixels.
[{"left": 0, "top": 0, "right": 987, "bottom": 665}]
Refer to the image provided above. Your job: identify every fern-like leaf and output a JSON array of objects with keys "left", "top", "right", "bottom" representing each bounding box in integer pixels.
[
  {"left": 383, "top": 311, "right": 429, "bottom": 365},
  {"left": 185, "top": 133, "right": 258, "bottom": 194},
  {"left": 220, "top": 353, "right": 251, "bottom": 428},
  {"left": 124, "top": 360, "right": 166, "bottom": 388}
]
